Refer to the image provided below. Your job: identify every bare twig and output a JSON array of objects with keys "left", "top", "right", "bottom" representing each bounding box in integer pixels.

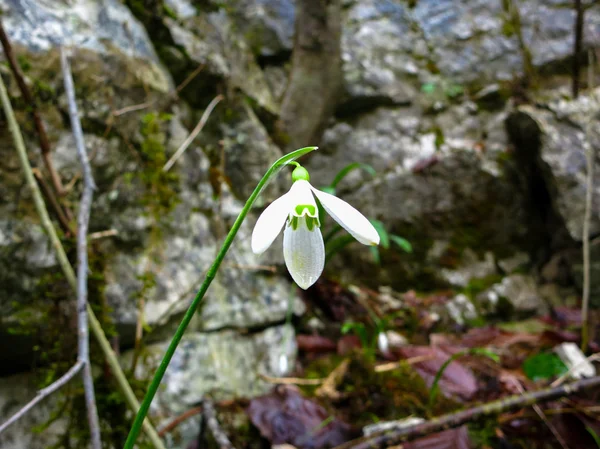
[
  {"left": 0, "top": 361, "right": 83, "bottom": 433},
  {"left": 61, "top": 47, "right": 102, "bottom": 449},
  {"left": 202, "top": 398, "right": 235, "bottom": 449},
  {"left": 0, "top": 21, "right": 66, "bottom": 196},
  {"left": 163, "top": 95, "right": 223, "bottom": 172},
  {"left": 582, "top": 49, "right": 596, "bottom": 352},
  {"left": 374, "top": 355, "right": 437, "bottom": 373},
  {"left": 0, "top": 71, "right": 166, "bottom": 449},
  {"left": 158, "top": 406, "right": 203, "bottom": 437},
  {"left": 111, "top": 63, "right": 204, "bottom": 118},
  {"left": 32, "top": 168, "right": 74, "bottom": 235},
  {"left": 332, "top": 376, "right": 600, "bottom": 449},
  {"left": 88, "top": 229, "right": 118, "bottom": 240},
  {"left": 259, "top": 374, "right": 325, "bottom": 385}
]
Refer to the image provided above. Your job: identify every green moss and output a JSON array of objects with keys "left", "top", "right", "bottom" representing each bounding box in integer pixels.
[
  {"left": 162, "top": 3, "right": 178, "bottom": 19},
  {"left": 137, "top": 111, "right": 180, "bottom": 223},
  {"left": 17, "top": 54, "right": 32, "bottom": 72},
  {"left": 502, "top": 20, "right": 516, "bottom": 37}
]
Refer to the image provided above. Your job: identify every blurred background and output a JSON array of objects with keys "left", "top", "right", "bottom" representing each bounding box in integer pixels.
[{"left": 1, "top": 0, "right": 600, "bottom": 448}]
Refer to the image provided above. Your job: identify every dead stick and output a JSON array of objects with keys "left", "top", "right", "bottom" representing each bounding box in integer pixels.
[
  {"left": 0, "top": 21, "right": 66, "bottom": 196},
  {"left": 32, "top": 168, "right": 74, "bottom": 235},
  {"left": 333, "top": 376, "right": 600, "bottom": 449},
  {"left": 61, "top": 47, "right": 102, "bottom": 449},
  {"left": 158, "top": 407, "right": 203, "bottom": 437},
  {"left": 162, "top": 95, "right": 223, "bottom": 172}
]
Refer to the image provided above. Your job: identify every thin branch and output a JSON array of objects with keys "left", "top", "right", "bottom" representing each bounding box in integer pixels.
[
  {"left": 259, "top": 374, "right": 324, "bottom": 385},
  {"left": 0, "top": 21, "right": 66, "bottom": 196},
  {"left": 32, "top": 168, "right": 74, "bottom": 235},
  {"left": 202, "top": 398, "right": 235, "bottom": 449},
  {"left": 582, "top": 49, "right": 596, "bottom": 352},
  {"left": 0, "top": 71, "right": 166, "bottom": 449},
  {"left": 332, "top": 376, "right": 600, "bottom": 449},
  {"left": 0, "top": 361, "right": 83, "bottom": 434},
  {"left": 61, "top": 47, "right": 102, "bottom": 449},
  {"left": 162, "top": 94, "right": 223, "bottom": 172},
  {"left": 158, "top": 406, "right": 203, "bottom": 437},
  {"left": 111, "top": 63, "right": 205, "bottom": 118},
  {"left": 88, "top": 229, "right": 118, "bottom": 240}
]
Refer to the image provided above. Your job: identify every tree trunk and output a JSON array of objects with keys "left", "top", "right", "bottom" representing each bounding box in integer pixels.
[{"left": 277, "top": 0, "right": 342, "bottom": 150}]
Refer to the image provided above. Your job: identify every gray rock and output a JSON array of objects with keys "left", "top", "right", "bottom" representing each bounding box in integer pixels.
[
  {"left": 226, "top": 0, "right": 295, "bottom": 57},
  {"left": 442, "top": 293, "right": 479, "bottom": 326},
  {"left": 0, "top": 372, "right": 70, "bottom": 449},
  {"left": 477, "top": 274, "right": 548, "bottom": 315},
  {"left": 0, "top": 0, "right": 159, "bottom": 60},
  {"left": 309, "top": 105, "right": 530, "bottom": 289},
  {"left": 341, "top": 0, "right": 422, "bottom": 104},
  {"left": 498, "top": 252, "right": 531, "bottom": 274},
  {"left": 126, "top": 324, "right": 297, "bottom": 448},
  {"left": 165, "top": 11, "right": 278, "bottom": 113},
  {"left": 514, "top": 93, "right": 600, "bottom": 242},
  {"left": 439, "top": 250, "right": 497, "bottom": 288}
]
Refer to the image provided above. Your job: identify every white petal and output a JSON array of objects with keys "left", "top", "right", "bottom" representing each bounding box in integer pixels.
[
  {"left": 283, "top": 219, "right": 325, "bottom": 289},
  {"left": 251, "top": 192, "right": 292, "bottom": 254},
  {"left": 310, "top": 186, "right": 380, "bottom": 246}
]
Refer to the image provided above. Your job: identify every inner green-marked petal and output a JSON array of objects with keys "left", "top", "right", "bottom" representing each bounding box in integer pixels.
[{"left": 295, "top": 204, "right": 317, "bottom": 216}]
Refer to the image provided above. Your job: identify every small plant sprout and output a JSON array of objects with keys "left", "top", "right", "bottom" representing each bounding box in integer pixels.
[{"left": 252, "top": 163, "right": 380, "bottom": 289}]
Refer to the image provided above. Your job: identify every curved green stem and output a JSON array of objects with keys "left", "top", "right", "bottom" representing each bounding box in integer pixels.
[{"left": 124, "top": 146, "right": 317, "bottom": 448}]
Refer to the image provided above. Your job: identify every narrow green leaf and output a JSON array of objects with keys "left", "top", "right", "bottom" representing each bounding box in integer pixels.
[
  {"left": 586, "top": 426, "right": 600, "bottom": 448},
  {"left": 323, "top": 224, "right": 343, "bottom": 245},
  {"left": 428, "top": 348, "right": 498, "bottom": 412},
  {"left": 390, "top": 235, "right": 412, "bottom": 253},
  {"left": 329, "top": 162, "right": 376, "bottom": 190},
  {"left": 370, "top": 219, "right": 389, "bottom": 249},
  {"left": 325, "top": 234, "right": 356, "bottom": 262},
  {"left": 320, "top": 186, "right": 336, "bottom": 195},
  {"left": 370, "top": 246, "right": 381, "bottom": 265}
]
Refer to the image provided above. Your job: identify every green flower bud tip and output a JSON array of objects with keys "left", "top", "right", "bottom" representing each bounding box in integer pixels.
[{"left": 292, "top": 165, "right": 310, "bottom": 182}]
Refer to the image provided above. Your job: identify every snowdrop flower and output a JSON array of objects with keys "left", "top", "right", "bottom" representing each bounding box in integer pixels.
[{"left": 251, "top": 164, "right": 379, "bottom": 289}]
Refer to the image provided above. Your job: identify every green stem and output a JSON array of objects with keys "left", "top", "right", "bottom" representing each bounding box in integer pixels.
[{"left": 124, "top": 146, "right": 317, "bottom": 448}]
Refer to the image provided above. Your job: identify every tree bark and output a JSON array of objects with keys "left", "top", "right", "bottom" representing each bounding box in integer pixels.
[{"left": 277, "top": 0, "right": 342, "bottom": 149}]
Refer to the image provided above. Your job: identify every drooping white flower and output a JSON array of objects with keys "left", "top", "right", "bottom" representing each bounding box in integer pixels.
[{"left": 251, "top": 165, "right": 379, "bottom": 289}]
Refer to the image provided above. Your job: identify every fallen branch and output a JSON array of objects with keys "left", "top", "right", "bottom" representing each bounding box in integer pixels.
[
  {"left": 0, "top": 66, "right": 166, "bottom": 449},
  {"left": 163, "top": 94, "right": 223, "bottom": 172},
  {"left": 332, "top": 376, "right": 600, "bottom": 449},
  {"left": 0, "top": 21, "right": 66, "bottom": 197},
  {"left": 61, "top": 47, "right": 102, "bottom": 449}
]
